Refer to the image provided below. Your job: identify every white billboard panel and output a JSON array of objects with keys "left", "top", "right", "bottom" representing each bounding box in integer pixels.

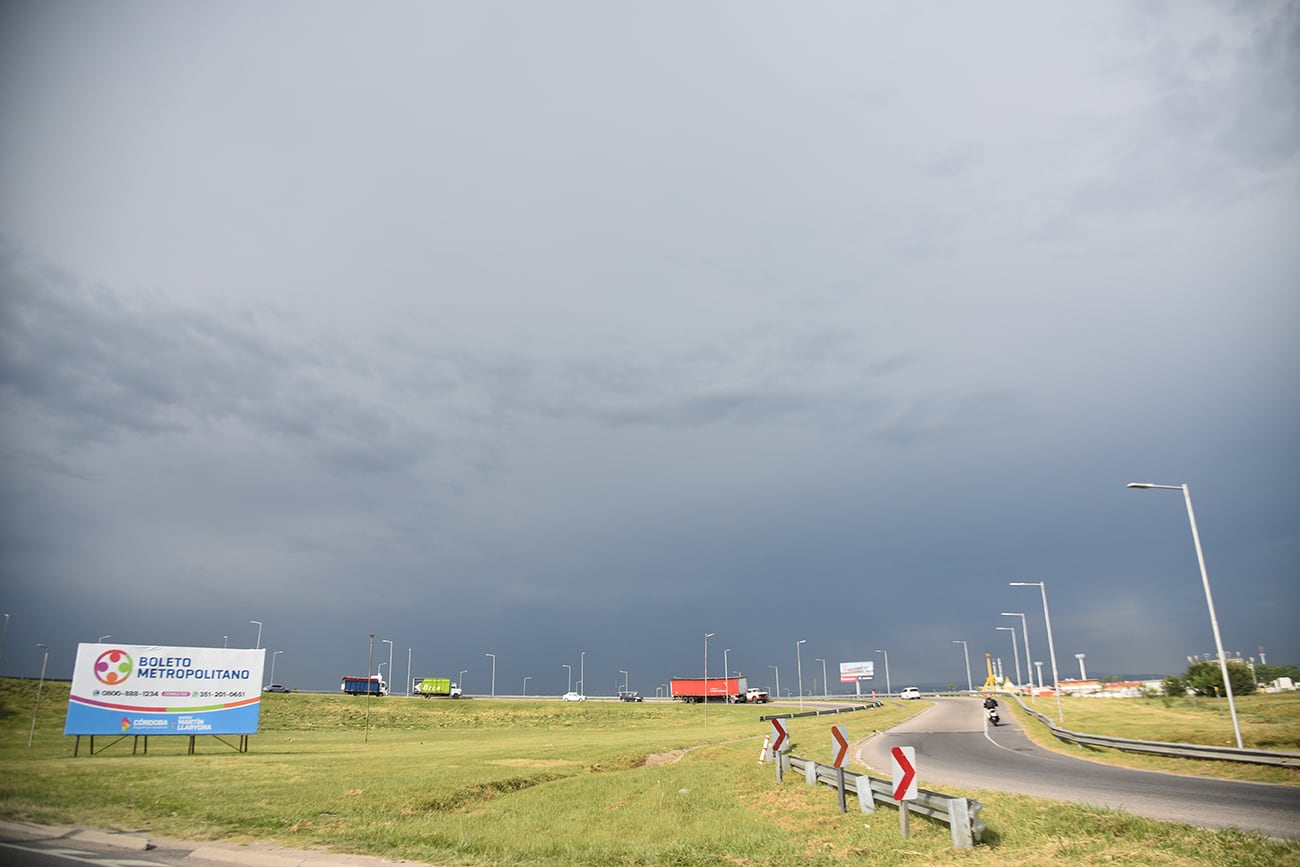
[
  {"left": 839, "top": 660, "right": 875, "bottom": 682},
  {"left": 64, "top": 644, "right": 265, "bottom": 736}
]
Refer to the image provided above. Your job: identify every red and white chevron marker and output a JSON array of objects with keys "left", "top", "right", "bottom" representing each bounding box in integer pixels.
[
  {"left": 770, "top": 718, "right": 789, "bottom": 753},
  {"left": 831, "top": 725, "right": 849, "bottom": 768},
  {"left": 890, "top": 746, "right": 917, "bottom": 801}
]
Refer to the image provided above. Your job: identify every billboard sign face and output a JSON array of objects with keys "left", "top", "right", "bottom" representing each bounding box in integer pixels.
[
  {"left": 64, "top": 644, "right": 265, "bottom": 736},
  {"left": 839, "top": 660, "right": 875, "bottom": 683}
]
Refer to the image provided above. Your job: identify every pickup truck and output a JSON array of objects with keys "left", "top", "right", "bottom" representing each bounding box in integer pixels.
[{"left": 745, "top": 687, "right": 770, "bottom": 703}]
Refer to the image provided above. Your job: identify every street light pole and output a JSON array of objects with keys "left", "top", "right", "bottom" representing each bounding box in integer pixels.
[
  {"left": 796, "top": 639, "right": 806, "bottom": 710},
  {"left": 1001, "top": 613, "right": 1032, "bottom": 693},
  {"left": 580, "top": 651, "right": 585, "bottom": 696},
  {"left": 952, "top": 640, "right": 972, "bottom": 693},
  {"left": 704, "top": 633, "right": 715, "bottom": 715},
  {"left": 407, "top": 647, "right": 412, "bottom": 696},
  {"left": 619, "top": 670, "right": 629, "bottom": 695},
  {"left": 1127, "top": 482, "right": 1243, "bottom": 749},
  {"left": 27, "top": 643, "right": 49, "bottom": 747},
  {"left": 1076, "top": 653, "right": 1087, "bottom": 681},
  {"left": 1011, "top": 581, "right": 1063, "bottom": 723},
  {"left": 815, "top": 658, "right": 828, "bottom": 697},
  {"left": 769, "top": 665, "right": 780, "bottom": 701},
  {"left": 485, "top": 653, "right": 496, "bottom": 697},
  {"left": 98, "top": 634, "right": 111, "bottom": 643},
  {"left": 383, "top": 639, "right": 393, "bottom": 695},
  {"left": 270, "top": 650, "right": 283, "bottom": 687},
  {"left": 365, "top": 633, "right": 374, "bottom": 742},
  {"left": 875, "top": 649, "right": 891, "bottom": 697},
  {"left": 996, "top": 627, "right": 1021, "bottom": 691},
  {"left": 523, "top": 675, "right": 531, "bottom": 696},
  {"left": 250, "top": 620, "right": 263, "bottom": 650},
  {"left": 723, "top": 650, "right": 730, "bottom": 683},
  {"left": 563, "top": 664, "right": 572, "bottom": 694},
  {"left": 459, "top": 670, "right": 468, "bottom": 693}
]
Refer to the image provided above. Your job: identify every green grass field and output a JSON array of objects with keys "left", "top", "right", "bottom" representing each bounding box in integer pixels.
[
  {"left": 1005, "top": 691, "right": 1300, "bottom": 785},
  {"left": 2, "top": 680, "right": 1297, "bottom": 866}
]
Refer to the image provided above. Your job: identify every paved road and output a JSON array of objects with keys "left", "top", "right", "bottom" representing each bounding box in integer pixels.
[{"left": 855, "top": 698, "right": 1300, "bottom": 839}]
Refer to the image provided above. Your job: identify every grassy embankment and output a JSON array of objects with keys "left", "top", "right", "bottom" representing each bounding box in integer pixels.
[
  {"left": 1, "top": 680, "right": 1297, "bottom": 867},
  {"left": 1004, "top": 690, "right": 1300, "bottom": 785}
]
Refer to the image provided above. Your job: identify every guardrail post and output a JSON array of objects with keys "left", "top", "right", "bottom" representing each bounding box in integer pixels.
[
  {"left": 947, "top": 798, "right": 972, "bottom": 848},
  {"left": 805, "top": 760, "right": 818, "bottom": 786},
  {"left": 776, "top": 752, "right": 785, "bottom": 783},
  {"left": 856, "top": 779, "right": 875, "bottom": 813}
]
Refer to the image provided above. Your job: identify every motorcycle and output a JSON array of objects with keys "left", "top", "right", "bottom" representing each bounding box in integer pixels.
[{"left": 985, "top": 705, "right": 1000, "bottom": 726}]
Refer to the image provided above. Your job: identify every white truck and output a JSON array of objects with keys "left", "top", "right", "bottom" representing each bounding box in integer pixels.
[{"left": 745, "top": 687, "right": 770, "bottom": 703}]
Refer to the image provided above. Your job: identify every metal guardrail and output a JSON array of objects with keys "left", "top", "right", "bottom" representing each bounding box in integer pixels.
[
  {"left": 781, "top": 753, "right": 985, "bottom": 848},
  {"left": 1008, "top": 694, "right": 1300, "bottom": 767},
  {"left": 758, "top": 702, "right": 881, "bottom": 721}
]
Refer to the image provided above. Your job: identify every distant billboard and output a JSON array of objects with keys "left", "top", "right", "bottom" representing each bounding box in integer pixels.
[
  {"left": 64, "top": 644, "right": 265, "bottom": 736},
  {"left": 839, "top": 660, "right": 875, "bottom": 683}
]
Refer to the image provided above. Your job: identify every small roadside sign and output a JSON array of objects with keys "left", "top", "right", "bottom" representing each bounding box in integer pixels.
[
  {"left": 891, "top": 746, "right": 917, "bottom": 801},
  {"left": 831, "top": 725, "right": 848, "bottom": 768},
  {"left": 770, "top": 718, "right": 789, "bottom": 753}
]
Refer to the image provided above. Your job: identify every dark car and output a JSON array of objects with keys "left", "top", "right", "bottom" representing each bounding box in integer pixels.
[
  {"left": 618, "top": 691, "right": 643, "bottom": 702},
  {"left": 264, "top": 684, "right": 291, "bottom": 693}
]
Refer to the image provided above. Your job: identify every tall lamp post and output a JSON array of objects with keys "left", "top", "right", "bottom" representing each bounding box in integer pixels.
[
  {"left": 1001, "top": 612, "right": 1033, "bottom": 693},
  {"left": 484, "top": 653, "right": 496, "bottom": 697},
  {"left": 27, "top": 643, "right": 49, "bottom": 747},
  {"left": 619, "top": 670, "right": 629, "bottom": 695},
  {"left": 98, "top": 634, "right": 112, "bottom": 643},
  {"left": 704, "top": 633, "right": 715, "bottom": 720},
  {"left": 459, "top": 669, "right": 468, "bottom": 692},
  {"left": 1127, "top": 482, "right": 1242, "bottom": 749},
  {"left": 996, "top": 627, "right": 1021, "bottom": 691},
  {"left": 952, "top": 640, "right": 972, "bottom": 693},
  {"left": 1075, "top": 653, "right": 1087, "bottom": 681},
  {"left": 250, "top": 620, "right": 263, "bottom": 650},
  {"left": 769, "top": 664, "right": 780, "bottom": 701},
  {"left": 815, "top": 658, "right": 828, "bottom": 697},
  {"left": 407, "top": 647, "right": 412, "bottom": 696},
  {"left": 1011, "top": 581, "right": 1063, "bottom": 723},
  {"left": 365, "top": 633, "right": 374, "bottom": 742},
  {"left": 580, "top": 651, "right": 585, "bottom": 696},
  {"left": 383, "top": 639, "right": 394, "bottom": 696},
  {"left": 269, "top": 650, "right": 283, "bottom": 687},
  {"left": 796, "top": 639, "right": 806, "bottom": 709},
  {"left": 563, "top": 664, "right": 572, "bottom": 694},
  {"left": 723, "top": 650, "right": 730, "bottom": 682},
  {"left": 523, "top": 675, "right": 531, "bottom": 697},
  {"left": 875, "top": 649, "right": 891, "bottom": 697}
]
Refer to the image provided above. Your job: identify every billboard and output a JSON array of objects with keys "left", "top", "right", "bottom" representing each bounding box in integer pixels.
[
  {"left": 839, "top": 660, "right": 875, "bottom": 683},
  {"left": 64, "top": 644, "right": 265, "bottom": 736}
]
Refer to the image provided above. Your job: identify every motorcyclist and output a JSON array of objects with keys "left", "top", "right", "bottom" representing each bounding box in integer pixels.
[{"left": 982, "top": 695, "right": 998, "bottom": 711}]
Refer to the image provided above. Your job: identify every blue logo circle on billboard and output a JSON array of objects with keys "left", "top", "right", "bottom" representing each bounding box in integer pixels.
[{"left": 95, "top": 649, "right": 133, "bottom": 685}]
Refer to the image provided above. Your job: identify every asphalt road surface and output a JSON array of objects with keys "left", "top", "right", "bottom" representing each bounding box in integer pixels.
[{"left": 855, "top": 698, "right": 1300, "bottom": 839}]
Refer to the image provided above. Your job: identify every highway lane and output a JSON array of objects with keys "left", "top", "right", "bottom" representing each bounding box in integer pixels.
[{"left": 855, "top": 698, "right": 1300, "bottom": 839}]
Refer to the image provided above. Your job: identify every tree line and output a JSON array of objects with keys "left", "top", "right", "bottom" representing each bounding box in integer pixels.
[{"left": 1162, "top": 661, "right": 1298, "bottom": 698}]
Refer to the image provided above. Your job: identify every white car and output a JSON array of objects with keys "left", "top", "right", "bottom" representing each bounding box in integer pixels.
[
  {"left": 561, "top": 692, "right": 586, "bottom": 702},
  {"left": 900, "top": 687, "right": 922, "bottom": 700}
]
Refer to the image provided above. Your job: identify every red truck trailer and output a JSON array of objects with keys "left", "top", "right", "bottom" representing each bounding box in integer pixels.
[{"left": 670, "top": 675, "right": 749, "bottom": 703}]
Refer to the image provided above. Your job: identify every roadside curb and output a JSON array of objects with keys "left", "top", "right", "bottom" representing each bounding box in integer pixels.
[
  {"left": 190, "top": 846, "right": 378, "bottom": 867},
  {"left": 72, "top": 828, "right": 152, "bottom": 850}
]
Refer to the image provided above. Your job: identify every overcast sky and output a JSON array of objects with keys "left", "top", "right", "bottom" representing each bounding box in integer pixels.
[{"left": 2, "top": 2, "right": 1297, "bottom": 697}]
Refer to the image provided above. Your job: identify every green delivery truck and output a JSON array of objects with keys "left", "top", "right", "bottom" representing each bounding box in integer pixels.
[{"left": 413, "top": 677, "right": 463, "bottom": 698}]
